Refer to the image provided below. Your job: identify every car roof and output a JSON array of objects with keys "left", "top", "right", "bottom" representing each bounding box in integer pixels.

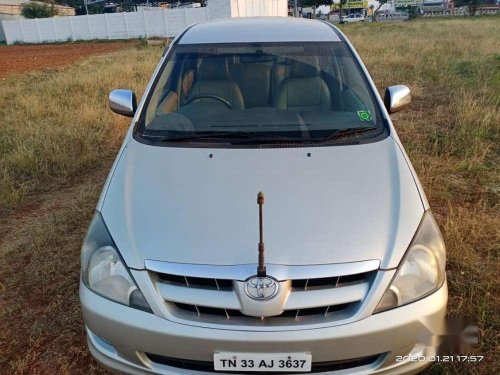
[{"left": 178, "top": 17, "right": 342, "bottom": 45}]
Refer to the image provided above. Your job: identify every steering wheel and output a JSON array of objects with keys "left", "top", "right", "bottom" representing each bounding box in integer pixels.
[{"left": 184, "top": 94, "right": 233, "bottom": 109}]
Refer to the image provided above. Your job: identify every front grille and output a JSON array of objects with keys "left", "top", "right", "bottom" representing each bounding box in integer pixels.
[
  {"left": 145, "top": 353, "right": 382, "bottom": 373},
  {"left": 158, "top": 273, "right": 233, "bottom": 290},
  {"left": 173, "top": 302, "right": 352, "bottom": 321},
  {"left": 291, "top": 272, "right": 368, "bottom": 290},
  {"left": 151, "top": 266, "right": 376, "bottom": 326}
]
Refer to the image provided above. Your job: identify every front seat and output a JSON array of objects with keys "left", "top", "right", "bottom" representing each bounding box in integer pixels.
[
  {"left": 230, "top": 54, "right": 273, "bottom": 108},
  {"left": 188, "top": 57, "right": 245, "bottom": 109},
  {"left": 274, "top": 57, "right": 331, "bottom": 111}
]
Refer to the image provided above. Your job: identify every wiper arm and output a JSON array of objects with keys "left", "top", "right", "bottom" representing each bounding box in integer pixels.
[
  {"left": 140, "top": 131, "right": 248, "bottom": 143},
  {"left": 317, "top": 126, "right": 378, "bottom": 142}
]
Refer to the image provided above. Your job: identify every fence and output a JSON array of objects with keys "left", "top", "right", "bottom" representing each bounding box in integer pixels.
[{"left": 1, "top": 0, "right": 287, "bottom": 45}]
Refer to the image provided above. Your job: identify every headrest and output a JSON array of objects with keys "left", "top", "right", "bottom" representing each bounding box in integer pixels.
[
  {"left": 198, "top": 56, "right": 228, "bottom": 80},
  {"left": 290, "top": 56, "right": 320, "bottom": 78}
]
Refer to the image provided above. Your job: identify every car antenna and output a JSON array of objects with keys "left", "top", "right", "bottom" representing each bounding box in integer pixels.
[{"left": 257, "top": 192, "right": 266, "bottom": 277}]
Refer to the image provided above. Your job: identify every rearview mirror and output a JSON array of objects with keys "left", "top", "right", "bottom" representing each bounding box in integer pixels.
[
  {"left": 384, "top": 85, "right": 411, "bottom": 114},
  {"left": 109, "top": 89, "right": 137, "bottom": 117}
]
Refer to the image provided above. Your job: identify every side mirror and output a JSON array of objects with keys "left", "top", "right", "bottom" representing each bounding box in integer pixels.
[
  {"left": 384, "top": 85, "right": 411, "bottom": 114},
  {"left": 109, "top": 89, "right": 137, "bottom": 117}
]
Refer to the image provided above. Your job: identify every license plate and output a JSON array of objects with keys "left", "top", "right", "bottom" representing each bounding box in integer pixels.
[{"left": 214, "top": 352, "right": 312, "bottom": 372}]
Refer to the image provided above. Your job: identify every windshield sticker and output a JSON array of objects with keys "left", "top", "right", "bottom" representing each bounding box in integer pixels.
[{"left": 357, "top": 110, "right": 372, "bottom": 122}]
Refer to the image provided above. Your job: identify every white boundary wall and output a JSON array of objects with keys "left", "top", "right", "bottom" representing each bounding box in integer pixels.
[{"left": 1, "top": 0, "right": 287, "bottom": 45}]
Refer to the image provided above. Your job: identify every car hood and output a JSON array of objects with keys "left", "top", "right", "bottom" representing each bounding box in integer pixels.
[{"left": 101, "top": 137, "right": 424, "bottom": 270}]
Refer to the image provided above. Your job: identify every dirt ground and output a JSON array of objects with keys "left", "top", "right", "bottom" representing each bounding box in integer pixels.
[{"left": 0, "top": 42, "right": 134, "bottom": 78}]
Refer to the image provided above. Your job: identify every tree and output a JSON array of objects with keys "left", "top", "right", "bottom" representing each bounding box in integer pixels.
[
  {"left": 338, "top": 0, "right": 347, "bottom": 18},
  {"left": 21, "top": 2, "right": 57, "bottom": 18},
  {"left": 372, "top": 0, "right": 389, "bottom": 21},
  {"left": 301, "top": 0, "right": 333, "bottom": 18},
  {"left": 406, "top": 5, "right": 420, "bottom": 19},
  {"left": 455, "top": 0, "right": 483, "bottom": 16}
]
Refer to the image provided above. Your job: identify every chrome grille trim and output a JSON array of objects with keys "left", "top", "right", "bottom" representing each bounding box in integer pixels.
[
  {"left": 170, "top": 302, "right": 355, "bottom": 325},
  {"left": 157, "top": 282, "right": 368, "bottom": 320},
  {"left": 133, "top": 268, "right": 396, "bottom": 331},
  {"left": 156, "top": 283, "right": 241, "bottom": 310},
  {"left": 284, "top": 283, "right": 368, "bottom": 309},
  {"left": 145, "top": 259, "right": 380, "bottom": 280},
  {"left": 148, "top": 261, "right": 378, "bottom": 326}
]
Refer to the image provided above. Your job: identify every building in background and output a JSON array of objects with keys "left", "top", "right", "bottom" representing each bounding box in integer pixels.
[
  {"left": 330, "top": 0, "right": 369, "bottom": 16},
  {"left": 420, "top": 0, "right": 448, "bottom": 12},
  {"left": 1, "top": 0, "right": 27, "bottom": 20},
  {"left": 0, "top": 0, "right": 75, "bottom": 19},
  {"left": 0, "top": 0, "right": 74, "bottom": 41}
]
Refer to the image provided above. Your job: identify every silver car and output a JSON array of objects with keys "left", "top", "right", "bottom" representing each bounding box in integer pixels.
[
  {"left": 339, "top": 13, "right": 365, "bottom": 24},
  {"left": 80, "top": 17, "right": 447, "bottom": 375}
]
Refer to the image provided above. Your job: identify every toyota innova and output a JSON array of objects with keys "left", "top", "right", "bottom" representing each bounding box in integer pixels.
[{"left": 80, "top": 17, "right": 447, "bottom": 374}]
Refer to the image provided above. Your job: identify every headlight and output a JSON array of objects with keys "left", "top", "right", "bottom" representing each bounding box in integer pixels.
[
  {"left": 375, "top": 211, "right": 446, "bottom": 313},
  {"left": 81, "top": 212, "right": 152, "bottom": 313}
]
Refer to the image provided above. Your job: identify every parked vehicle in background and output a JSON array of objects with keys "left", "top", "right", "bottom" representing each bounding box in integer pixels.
[
  {"left": 328, "top": 13, "right": 341, "bottom": 23},
  {"left": 339, "top": 13, "right": 365, "bottom": 24}
]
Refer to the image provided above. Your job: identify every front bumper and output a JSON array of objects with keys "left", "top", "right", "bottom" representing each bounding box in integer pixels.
[{"left": 81, "top": 281, "right": 447, "bottom": 374}]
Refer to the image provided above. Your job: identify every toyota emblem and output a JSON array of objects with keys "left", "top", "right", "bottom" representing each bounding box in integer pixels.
[{"left": 244, "top": 276, "right": 279, "bottom": 300}]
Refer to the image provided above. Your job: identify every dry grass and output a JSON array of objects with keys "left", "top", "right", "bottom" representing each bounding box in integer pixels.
[
  {"left": 343, "top": 17, "right": 500, "bottom": 374},
  {"left": 0, "top": 43, "right": 160, "bottom": 210},
  {"left": 0, "top": 44, "right": 163, "bottom": 374},
  {"left": 0, "top": 17, "right": 499, "bottom": 374}
]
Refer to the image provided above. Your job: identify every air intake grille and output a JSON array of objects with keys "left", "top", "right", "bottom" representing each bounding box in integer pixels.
[
  {"left": 292, "top": 272, "right": 369, "bottom": 290},
  {"left": 173, "top": 302, "right": 352, "bottom": 320},
  {"left": 158, "top": 273, "right": 233, "bottom": 290},
  {"left": 151, "top": 268, "right": 375, "bottom": 326}
]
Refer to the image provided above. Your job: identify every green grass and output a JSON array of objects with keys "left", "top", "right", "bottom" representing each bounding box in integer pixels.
[{"left": 0, "top": 17, "right": 499, "bottom": 374}]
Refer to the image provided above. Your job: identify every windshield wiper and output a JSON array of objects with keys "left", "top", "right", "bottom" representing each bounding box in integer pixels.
[
  {"left": 141, "top": 127, "right": 378, "bottom": 145},
  {"left": 316, "top": 126, "right": 378, "bottom": 142},
  {"left": 232, "top": 134, "right": 309, "bottom": 145},
  {"left": 143, "top": 131, "right": 304, "bottom": 144}
]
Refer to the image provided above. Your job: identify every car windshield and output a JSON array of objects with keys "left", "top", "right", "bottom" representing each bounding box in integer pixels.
[{"left": 138, "top": 42, "right": 386, "bottom": 146}]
